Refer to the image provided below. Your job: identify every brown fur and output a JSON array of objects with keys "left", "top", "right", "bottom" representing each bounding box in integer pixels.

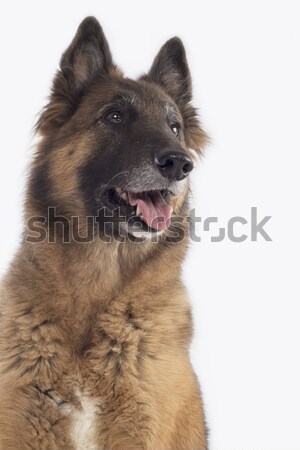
[{"left": 0, "top": 17, "right": 208, "bottom": 450}]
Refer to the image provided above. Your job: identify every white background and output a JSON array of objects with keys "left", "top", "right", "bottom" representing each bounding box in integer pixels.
[{"left": 0, "top": 1, "right": 299, "bottom": 449}]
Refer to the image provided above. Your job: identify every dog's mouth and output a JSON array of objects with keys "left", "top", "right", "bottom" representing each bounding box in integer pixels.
[{"left": 105, "top": 187, "right": 174, "bottom": 232}]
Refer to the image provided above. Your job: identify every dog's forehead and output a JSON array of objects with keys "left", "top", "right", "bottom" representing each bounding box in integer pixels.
[
  {"left": 88, "top": 77, "right": 179, "bottom": 116},
  {"left": 114, "top": 80, "right": 169, "bottom": 107},
  {"left": 111, "top": 90, "right": 177, "bottom": 120}
]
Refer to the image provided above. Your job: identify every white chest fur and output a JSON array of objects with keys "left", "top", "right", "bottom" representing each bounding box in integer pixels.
[{"left": 71, "top": 392, "right": 99, "bottom": 450}]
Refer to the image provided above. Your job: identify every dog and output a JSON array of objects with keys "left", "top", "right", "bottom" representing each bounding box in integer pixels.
[{"left": 0, "top": 17, "right": 208, "bottom": 450}]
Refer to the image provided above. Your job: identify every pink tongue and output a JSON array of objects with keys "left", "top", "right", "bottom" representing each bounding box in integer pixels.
[{"left": 128, "top": 191, "right": 173, "bottom": 231}]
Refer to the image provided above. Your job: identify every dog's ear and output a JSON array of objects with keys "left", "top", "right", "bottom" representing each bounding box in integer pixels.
[
  {"left": 36, "top": 17, "right": 114, "bottom": 134},
  {"left": 60, "top": 16, "right": 113, "bottom": 93},
  {"left": 143, "top": 38, "right": 207, "bottom": 154},
  {"left": 145, "top": 37, "right": 192, "bottom": 107}
]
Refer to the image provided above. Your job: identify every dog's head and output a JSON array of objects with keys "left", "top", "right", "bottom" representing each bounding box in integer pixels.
[{"left": 31, "top": 17, "right": 206, "bottom": 239}]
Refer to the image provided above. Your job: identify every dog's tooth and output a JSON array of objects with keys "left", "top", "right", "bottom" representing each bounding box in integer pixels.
[
  {"left": 120, "top": 192, "right": 128, "bottom": 201},
  {"left": 136, "top": 205, "right": 142, "bottom": 216}
]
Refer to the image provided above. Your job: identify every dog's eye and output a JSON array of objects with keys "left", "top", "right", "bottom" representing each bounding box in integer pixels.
[
  {"left": 171, "top": 123, "right": 180, "bottom": 137},
  {"left": 105, "top": 110, "right": 123, "bottom": 124}
]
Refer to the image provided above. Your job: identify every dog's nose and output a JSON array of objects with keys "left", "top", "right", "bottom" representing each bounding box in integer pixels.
[{"left": 155, "top": 149, "right": 194, "bottom": 181}]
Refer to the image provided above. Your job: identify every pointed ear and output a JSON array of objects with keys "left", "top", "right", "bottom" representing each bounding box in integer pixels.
[
  {"left": 60, "top": 16, "right": 113, "bottom": 93},
  {"left": 36, "top": 17, "right": 115, "bottom": 134},
  {"left": 145, "top": 37, "right": 192, "bottom": 106},
  {"left": 143, "top": 38, "right": 207, "bottom": 154}
]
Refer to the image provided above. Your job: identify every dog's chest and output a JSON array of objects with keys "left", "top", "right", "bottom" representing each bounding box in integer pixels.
[
  {"left": 70, "top": 391, "right": 99, "bottom": 450},
  {"left": 61, "top": 308, "right": 147, "bottom": 448}
]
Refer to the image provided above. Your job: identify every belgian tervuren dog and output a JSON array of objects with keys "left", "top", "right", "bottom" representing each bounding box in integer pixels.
[{"left": 0, "top": 17, "right": 208, "bottom": 450}]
